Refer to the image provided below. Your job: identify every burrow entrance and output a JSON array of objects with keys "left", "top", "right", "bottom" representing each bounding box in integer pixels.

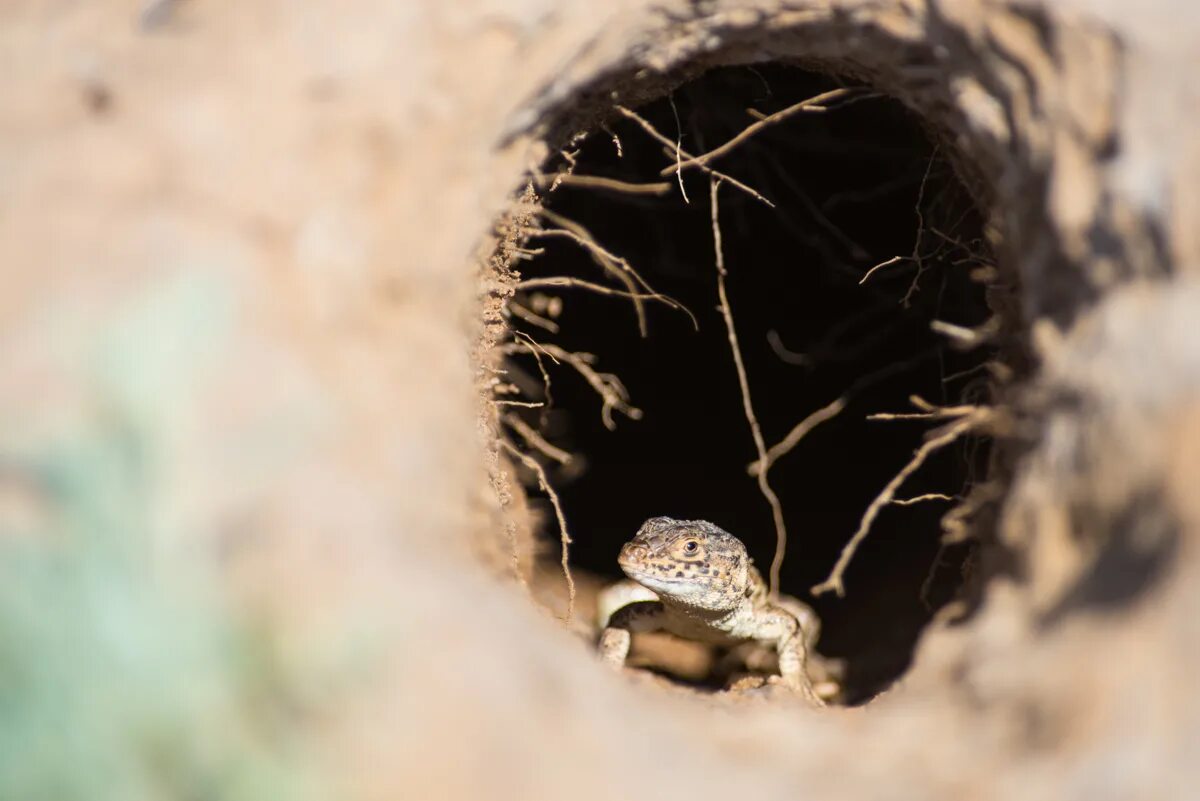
[{"left": 499, "top": 64, "right": 1009, "bottom": 703}]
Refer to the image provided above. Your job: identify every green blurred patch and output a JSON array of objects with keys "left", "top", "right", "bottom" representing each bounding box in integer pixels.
[{"left": 0, "top": 271, "right": 322, "bottom": 801}]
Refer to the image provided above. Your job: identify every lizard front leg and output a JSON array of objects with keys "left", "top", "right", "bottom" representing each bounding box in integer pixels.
[
  {"left": 765, "top": 612, "right": 825, "bottom": 705},
  {"left": 599, "top": 600, "right": 665, "bottom": 667},
  {"left": 595, "top": 579, "right": 659, "bottom": 629}
]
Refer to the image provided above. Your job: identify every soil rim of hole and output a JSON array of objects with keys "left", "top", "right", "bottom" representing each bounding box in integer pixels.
[{"left": 477, "top": 16, "right": 1077, "bottom": 702}]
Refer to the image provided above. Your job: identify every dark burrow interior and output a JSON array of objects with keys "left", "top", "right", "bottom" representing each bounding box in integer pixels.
[{"left": 504, "top": 64, "right": 996, "bottom": 703}]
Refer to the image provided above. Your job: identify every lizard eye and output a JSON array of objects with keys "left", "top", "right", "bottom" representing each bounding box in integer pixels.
[{"left": 682, "top": 540, "right": 699, "bottom": 554}]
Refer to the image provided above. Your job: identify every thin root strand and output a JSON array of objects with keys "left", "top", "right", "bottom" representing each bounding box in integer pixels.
[
  {"left": 812, "top": 410, "right": 990, "bottom": 598},
  {"left": 500, "top": 440, "right": 576, "bottom": 621},
  {"left": 711, "top": 177, "right": 790, "bottom": 600}
]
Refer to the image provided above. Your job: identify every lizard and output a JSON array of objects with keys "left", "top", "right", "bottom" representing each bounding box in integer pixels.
[{"left": 598, "top": 516, "right": 827, "bottom": 703}]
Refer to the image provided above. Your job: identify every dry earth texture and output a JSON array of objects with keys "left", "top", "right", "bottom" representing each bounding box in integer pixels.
[{"left": 2, "top": 2, "right": 1199, "bottom": 801}]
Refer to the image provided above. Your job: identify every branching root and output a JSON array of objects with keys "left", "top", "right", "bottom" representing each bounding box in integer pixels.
[
  {"left": 500, "top": 440, "right": 576, "bottom": 621},
  {"left": 812, "top": 405, "right": 997, "bottom": 598}
]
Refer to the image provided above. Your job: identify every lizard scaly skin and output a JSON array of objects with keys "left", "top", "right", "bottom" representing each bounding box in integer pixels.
[{"left": 599, "top": 516, "right": 824, "bottom": 703}]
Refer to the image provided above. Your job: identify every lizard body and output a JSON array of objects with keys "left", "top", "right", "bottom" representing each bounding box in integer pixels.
[{"left": 598, "top": 516, "right": 825, "bottom": 702}]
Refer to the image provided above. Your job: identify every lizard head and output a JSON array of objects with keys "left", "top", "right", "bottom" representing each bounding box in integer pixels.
[{"left": 617, "top": 517, "right": 751, "bottom": 611}]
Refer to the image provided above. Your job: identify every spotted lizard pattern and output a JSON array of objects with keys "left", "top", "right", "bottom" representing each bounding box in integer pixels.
[{"left": 599, "top": 516, "right": 825, "bottom": 702}]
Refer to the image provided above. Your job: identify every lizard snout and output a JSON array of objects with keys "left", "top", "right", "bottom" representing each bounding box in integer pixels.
[{"left": 618, "top": 541, "right": 649, "bottom": 567}]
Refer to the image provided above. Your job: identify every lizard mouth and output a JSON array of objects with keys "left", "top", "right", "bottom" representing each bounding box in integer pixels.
[
  {"left": 619, "top": 564, "right": 695, "bottom": 590},
  {"left": 618, "top": 562, "right": 661, "bottom": 582}
]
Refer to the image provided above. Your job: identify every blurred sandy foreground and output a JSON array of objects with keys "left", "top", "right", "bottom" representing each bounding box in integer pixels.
[{"left": 2, "top": 2, "right": 1200, "bottom": 801}]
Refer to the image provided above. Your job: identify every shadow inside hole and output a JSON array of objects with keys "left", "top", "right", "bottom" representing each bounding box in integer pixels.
[{"left": 509, "top": 64, "right": 994, "bottom": 703}]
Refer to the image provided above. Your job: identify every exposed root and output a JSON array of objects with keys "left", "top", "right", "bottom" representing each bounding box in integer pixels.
[
  {"left": 941, "top": 362, "right": 994, "bottom": 385},
  {"left": 662, "top": 87, "right": 864, "bottom": 175},
  {"left": 918, "top": 541, "right": 955, "bottom": 611},
  {"left": 507, "top": 300, "right": 560, "bottom": 333},
  {"left": 534, "top": 172, "right": 672, "bottom": 195},
  {"left": 710, "top": 177, "right": 790, "bottom": 600},
  {"left": 918, "top": 438, "right": 1007, "bottom": 607},
  {"left": 759, "top": 149, "right": 870, "bottom": 261},
  {"left": 812, "top": 407, "right": 995, "bottom": 598},
  {"left": 867, "top": 394, "right": 980, "bottom": 421},
  {"left": 769, "top": 305, "right": 930, "bottom": 369},
  {"left": 668, "top": 93, "right": 690, "bottom": 203},
  {"left": 941, "top": 478, "right": 1006, "bottom": 543},
  {"left": 599, "top": 122, "right": 622, "bottom": 158},
  {"left": 766, "top": 329, "right": 811, "bottom": 366},
  {"left": 901, "top": 147, "right": 939, "bottom": 307},
  {"left": 931, "top": 317, "right": 1001, "bottom": 348},
  {"left": 855, "top": 147, "right": 939, "bottom": 298},
  {"left": 504, "top": 340, "right": 642, "bottom": 431},
  {"left": 615, "top": 105, "right": 776, "bottom": 208},
  {"left": 751, "top": 355, "right": 940, "bottom": 476},
  {"left": 533, "top": 209, "right": 667, "bottom": 336},
  {"left": 509, "top": 330, "right": 555, "bottom": 430},
  {"left": 893, "top": 493, "right": 955, "bottom": 506},
  {"left": 744, "top": 89, "right": 883, "bottom": 121},
  {"left": 500, "top": 439, "right": 576, "bottom": 621},
  {"left": 494, "top": 400, "right": 545, "bottom": 408},
  {"left": 515, "top": 276, "right": 698, "bottom": 329},
  {"left": 503, "top": 413, "right": 573, "bottom": 466},
  {"left": 859, "top": 255, "right": 905, "bottom": 285},
  {"left": 908, "top": 395, "right": 980, "bottom": 415},
  {"left": 927, "top": 225, "right": 995, "bottom": 269},
  {"left": 748, "top": 397, "right": 847, "bottom": 477}
]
